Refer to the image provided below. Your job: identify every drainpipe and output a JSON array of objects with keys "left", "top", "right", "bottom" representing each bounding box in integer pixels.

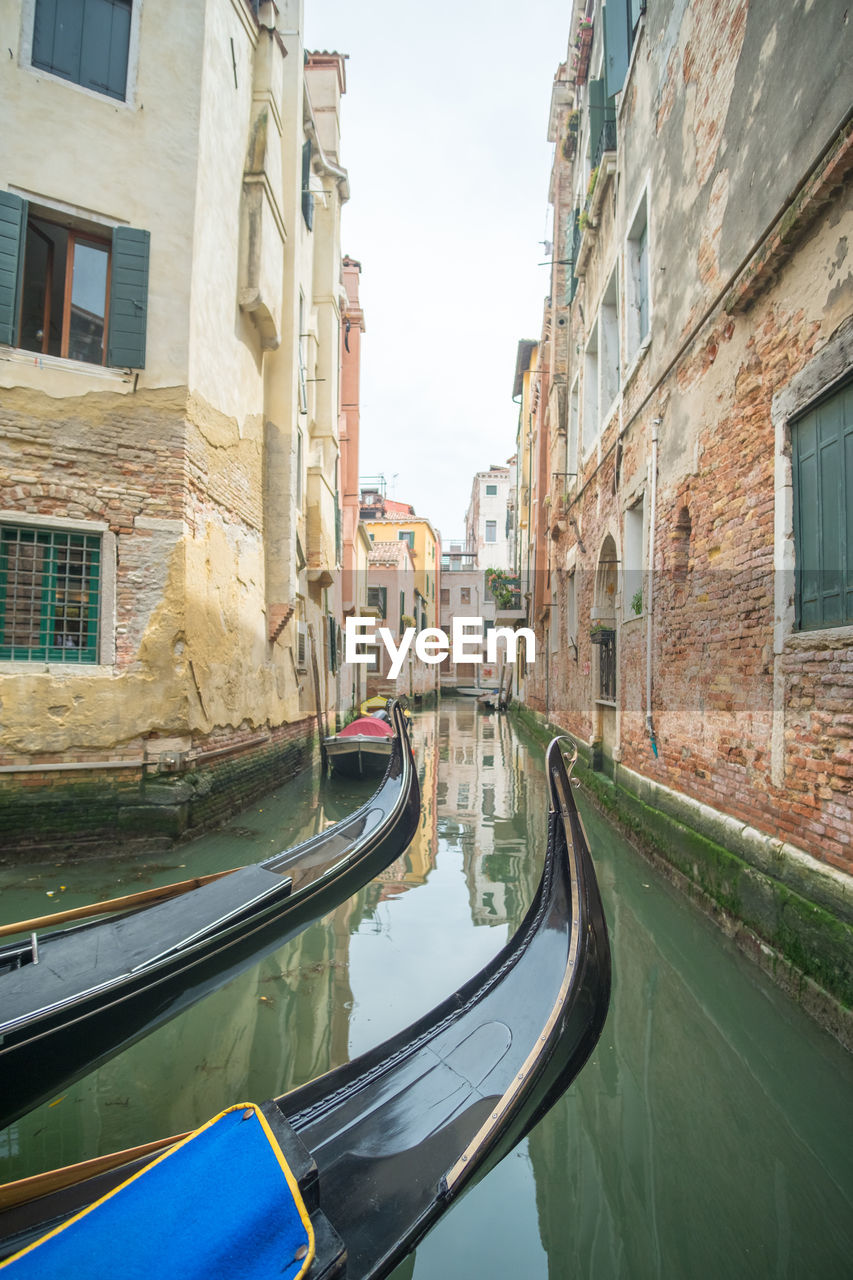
[{"left": 646, "top": 420, "right": 660, "bottom": 757}]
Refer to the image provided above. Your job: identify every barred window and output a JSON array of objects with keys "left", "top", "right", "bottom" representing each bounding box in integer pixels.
[{"left": 0, "top": 525, "right": 101, "bottom": 663}]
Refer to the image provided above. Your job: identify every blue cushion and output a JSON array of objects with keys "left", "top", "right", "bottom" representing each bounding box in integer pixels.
[{"left": 2, "top": 1105, "right": 314, "bottom": 1279}]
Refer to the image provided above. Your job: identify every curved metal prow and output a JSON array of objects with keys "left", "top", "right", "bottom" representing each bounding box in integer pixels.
[{"left": 546, "top": 736, "right": 579, "bottom": 817}]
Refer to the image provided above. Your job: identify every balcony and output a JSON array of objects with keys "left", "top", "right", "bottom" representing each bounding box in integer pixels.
[{"left": 592, "top": 116, "right": 617, "bottom": 174}]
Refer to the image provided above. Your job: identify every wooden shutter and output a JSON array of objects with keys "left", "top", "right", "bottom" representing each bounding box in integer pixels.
[
  {"left": 32, "top": 0, "right": 130, "bottom": 100},
  {"left": 604, "top": 0, "right": 631, "bottom": 101},
  {"left": 80, "top": 0, "right": 131, "bottom": 100},
  {"left": 32, "top": 0, "right": 83, "bottom": 81},
  {"left": 588, "top": 79, "right": 605, "bottom": 163},
  {"left": 107, "top": 226, "right": 149, "bottom": 368},
  {"left": 0, "top": 192, "right": 27, "bottom": 347},
  {"left": 792, "top": 380, "right": 853, "bottom": 629}
]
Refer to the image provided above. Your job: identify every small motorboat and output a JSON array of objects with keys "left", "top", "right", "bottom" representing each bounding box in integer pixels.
[
  {"left": 324, "top": 711, "right": 395, "bottom": 778},
  {"left": 0, "top": 703, "right": 419, "bottom": 1131},
  {"left": 0, "top": 735, "right": 611, "bottom": 1280}
]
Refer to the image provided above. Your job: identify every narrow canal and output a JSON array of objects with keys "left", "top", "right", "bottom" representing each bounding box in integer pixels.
[{"left": 1, "top": 701, "right": 851, "bottom": 1278}]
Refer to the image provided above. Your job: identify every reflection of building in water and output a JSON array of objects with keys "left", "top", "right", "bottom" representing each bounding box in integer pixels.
[
  {"left": 436, "top": 700, "right": 530, "bottom": 928},
  {"left": 376, "top": 712, "right": 439, "bottom": 898}
]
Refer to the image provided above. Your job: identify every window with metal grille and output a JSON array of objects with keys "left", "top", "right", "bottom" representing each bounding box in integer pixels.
[
  {"left": 1, "top": 525, "right": 101, "bottom": 662},
  {"left": 599, "top": 631, "right": 616, "bottom": 702}
]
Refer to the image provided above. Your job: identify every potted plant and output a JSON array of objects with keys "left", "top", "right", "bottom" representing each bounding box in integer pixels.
[{"left": 589, "top": 622, "right": 615, "bottom": 645}]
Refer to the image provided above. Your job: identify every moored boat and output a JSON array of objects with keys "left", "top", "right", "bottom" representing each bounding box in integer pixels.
[
  {"left": 323, "top": 712, "right": 395, "bottom": 778},
  {"left": 0, "top": 703, "right": 419, "bottom": 1131},
  {"left": 0, "top": 735, "right": 611, "bottom": 1279}
]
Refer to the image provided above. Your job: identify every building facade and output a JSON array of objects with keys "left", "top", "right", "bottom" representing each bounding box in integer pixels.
[
  {"left": 517, "top": 0, "right": 852, "bottom": 1034},
  {"left": 0, "top": 0, "right": 350, "bottom": 846},
  {"left": 464, "top": 465, "right": 512, "bottom": 571},
  {"left": 362, "top": 515, "right": 441, "bottom": 630}
]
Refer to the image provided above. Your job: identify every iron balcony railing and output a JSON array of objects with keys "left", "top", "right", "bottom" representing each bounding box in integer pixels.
[{"left": 591, "top": 115, "right": 617, "bottom": 174}]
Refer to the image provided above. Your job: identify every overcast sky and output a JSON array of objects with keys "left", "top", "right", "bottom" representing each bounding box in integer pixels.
[{"left": 303, "top": 2, "right": 571, "bottom": 542}]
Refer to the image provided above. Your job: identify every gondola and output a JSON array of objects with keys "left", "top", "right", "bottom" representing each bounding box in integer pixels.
[
  {"left": 0, "top": 702, "right": 419, "bottom": 1132},
  {"left": 323, "top": 712, "right": 395, "bottom": 778},
  {"left": 0, "top": 736, "right": 611, "bottom": 1279}
]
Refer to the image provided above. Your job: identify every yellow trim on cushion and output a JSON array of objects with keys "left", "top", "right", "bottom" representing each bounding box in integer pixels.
[{"left": 0, "top": 1104, "right": 315, "bottom": 1278}]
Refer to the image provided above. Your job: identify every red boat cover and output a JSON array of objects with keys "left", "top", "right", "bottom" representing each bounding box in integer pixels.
[{"left": 339, "top": 716, "right": 393, "bottom": 739}]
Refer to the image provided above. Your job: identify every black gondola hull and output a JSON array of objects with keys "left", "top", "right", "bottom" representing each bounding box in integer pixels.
[
  {"left": 0, "top": 737, "right": 610, "bottom": 1280},
  {"left": 0, "top": 704, "right": 419, "bottom": 1130}
]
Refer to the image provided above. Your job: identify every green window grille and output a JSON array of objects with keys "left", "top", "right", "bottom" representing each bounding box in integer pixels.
[
  {"left": 1, "top": 525, "right": 101, "bottom": 662},
  {"left": 791, "top": 379, "right": 853, "bottom": 630}
]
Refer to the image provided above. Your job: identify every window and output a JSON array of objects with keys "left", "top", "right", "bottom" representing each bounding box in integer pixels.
[
  {"left": 460, "top": 586, "right": 471, "bottom": 605},
  {"left": 582, "top": 320, "right": 599, "bottom": 455},
  {"left": 485, "top": 484, "right": 498, "bottom": 496},
  {"left": 399, "top": 589, "right": 406, "bottom": 631},
  {"left": 568, "top": 378, "right": 579, "bottom": 482},
  {"left": 440, "top": 587, "right": 450, "bottom": 606},
  {"left": 566, "top": 571, "right": 577, "bottom": 650},
  {"left": 301, "top": 140, "right": 314, "bottom": 230},
  {"left": 32, "top": 0, "right": 132, "bottom": 101},
  {"left": 791, "top": 380, "right": 853, "bottom": 630},
  {"left": 599, "top": 630, "right": 617, "bottom": 701},
  {"left": 295, "top": 427, "right": 304, "bottom": 505},
  {"left": 626, "top": 192, "right": 650, "bottom": 365},
  {"left": 0, "top": 194, "right": 149, "bottom": 367},
  {"left": 1, "top": 524, "right": 101, "bottom": 663},
  {"left": 485, "top": 521, "right": 497, "bottom": 543},
  {"left": 297, "top": 292, "right": 308, "bottom": 413},
  {"left": 601, "top": 270, "right": 620, "bottom": 411},
  {"left": 623, "top": 499, "right": 645, "bottom": 618},
  {"left": 367, "top": 585, "right": 387, "bottom": 617},
  {"left": 397, "top": 530, "right": 415, "bottom": 549}
]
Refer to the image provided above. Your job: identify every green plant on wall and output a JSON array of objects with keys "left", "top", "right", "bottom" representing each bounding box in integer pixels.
[{"left": 631, "top": 588, "right": 643, "bottom": 616}]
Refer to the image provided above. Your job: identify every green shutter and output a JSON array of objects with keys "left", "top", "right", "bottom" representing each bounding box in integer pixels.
[
  {"left": 588, "top": 78, "right": 605, "bottom": 163},
  {"left": 107, "top": 225, "right": 149, "bottom": 368},
  {"left": 792, "top": 380, "right": 853, "bottom": 629},
  {"left": 0, "top": 192, "right": 27, "bottom": 347},
  {"left": 604, "top": 0, "right": 631, "bottom": 101},
  {"left": 79, "top": 0, "right": 131, "bottom": 100},
  {"left": 32, "top": 0, "right": 83, "bottom": 81}
]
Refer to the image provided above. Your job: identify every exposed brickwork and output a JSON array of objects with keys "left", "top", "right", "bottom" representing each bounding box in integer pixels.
[
  {"left": 526, "top": 0, "right": 853, "bottom": 880},
  {"left": 0, "top": 716, "right": 315, "bottom": 860}
]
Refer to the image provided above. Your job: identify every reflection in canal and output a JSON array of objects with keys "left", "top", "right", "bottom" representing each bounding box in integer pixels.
[{"left": 1, "top": 702, "right": 852, "bottom": 1278}]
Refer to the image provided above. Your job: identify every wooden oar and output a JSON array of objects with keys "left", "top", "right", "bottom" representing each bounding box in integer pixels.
[
  {"left": 0, "top": 1132, "right": 188, "bottom": 1210},
  {"left": 0, "top": 868, "right": 242, "bottom": 940}
]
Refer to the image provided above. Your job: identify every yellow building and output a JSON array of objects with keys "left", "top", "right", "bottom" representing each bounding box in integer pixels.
[{"left": 363, "top": 518, "right": 441, "bottom": 628}]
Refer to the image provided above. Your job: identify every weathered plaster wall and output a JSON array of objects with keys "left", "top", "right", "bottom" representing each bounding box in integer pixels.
[
  {"left": 0, "top": 0, "right": 206, "bottom": 391},
  {"left": 541, "top": 0, "right": 853, "bottom": 878}
]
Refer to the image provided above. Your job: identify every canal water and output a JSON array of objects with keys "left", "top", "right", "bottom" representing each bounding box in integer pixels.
[{"left": 1, "top": 701, "right": 852, "bottom": 1278}]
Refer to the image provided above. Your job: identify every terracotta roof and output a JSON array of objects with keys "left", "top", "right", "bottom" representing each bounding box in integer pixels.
[{"left": 368, "top": 540, "right": 412, "bottom": 568}]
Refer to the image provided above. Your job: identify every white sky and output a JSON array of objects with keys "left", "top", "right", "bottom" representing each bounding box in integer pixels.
[{"left": 303, "top": 2, "right": 571, "bottom": 542}]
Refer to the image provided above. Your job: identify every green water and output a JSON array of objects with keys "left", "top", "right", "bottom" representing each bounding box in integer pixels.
[{"left": 1, "top": 702, "right": 851, "bottom": 1278}]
